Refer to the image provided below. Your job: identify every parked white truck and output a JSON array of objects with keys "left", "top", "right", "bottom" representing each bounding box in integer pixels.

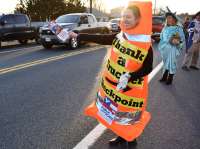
[{"left": 40, "top": 13, "right": 110, "bottom": 49}]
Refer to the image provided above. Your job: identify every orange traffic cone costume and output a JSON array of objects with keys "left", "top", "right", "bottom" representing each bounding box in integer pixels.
[{"left": 84, "top": 1, "right": 152, "bottom": 141}]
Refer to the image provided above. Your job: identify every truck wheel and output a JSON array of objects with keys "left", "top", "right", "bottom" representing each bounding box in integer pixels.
[
  {"left": 69, "top": 37, "right": 79, "bottom": 49},
  {"left": 35, "top": 38, "right": 40, "bottom": 44},
  {"left": 42, "top": 42, "right": 53, "bottom": 49},
  {"left": 18, "top": 40, "right": 28, "bottom": 45}
]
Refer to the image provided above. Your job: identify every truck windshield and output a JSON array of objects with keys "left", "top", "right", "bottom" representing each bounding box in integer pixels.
[{"left": 56, "top": 15, "right": 80, "bottom": 23}]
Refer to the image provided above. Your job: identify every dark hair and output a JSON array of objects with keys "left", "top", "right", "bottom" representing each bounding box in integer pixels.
[
  {"left": 165, "top": 12, "right": 178, "bottom": 22},
  {"left": 194, "top": 11, "right": 200, "bottom": 18},
  {"left": 126, "top": 5, "right": 141, "bottom": 19}
]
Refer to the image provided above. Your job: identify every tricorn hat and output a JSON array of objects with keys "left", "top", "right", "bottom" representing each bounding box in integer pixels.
[{"left": 165, "top": 12, "right": 178, "bottom": 22}]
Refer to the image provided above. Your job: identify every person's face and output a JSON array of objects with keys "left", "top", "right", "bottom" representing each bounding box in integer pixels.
[
  {"left": 121, "top": 8, "right": 140, "bottom": 29},
  {"left": 196, "top": 15, "right": 200, "bottom": 21},
  {"left": 166, "top": 16, "right": 176, "bottom": 26},
  {"left": 185, "top": 17, "right": 189, "bottom": 22}
]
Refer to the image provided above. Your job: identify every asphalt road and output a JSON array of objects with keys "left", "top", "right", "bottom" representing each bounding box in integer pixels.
[{"left": 0, "top": 44, "right": 199, "bottom": 149}]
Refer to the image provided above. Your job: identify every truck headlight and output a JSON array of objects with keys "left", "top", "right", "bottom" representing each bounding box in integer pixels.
[{"left": 39, "top": 27, "right": 42, "bottom": 34}]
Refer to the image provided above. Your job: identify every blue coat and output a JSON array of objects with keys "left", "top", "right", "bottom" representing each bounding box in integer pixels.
[
  {"left": 158, "top": 25, "right": 185, "bottom": 74},
  {"left": 186, "top": 21, "right": 195, "bottom": 50}
]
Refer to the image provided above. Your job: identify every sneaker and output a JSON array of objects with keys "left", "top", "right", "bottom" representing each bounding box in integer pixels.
[
  {"left": 159, "top": 78, "right": 166, "bottom": 82},
  {"left": 109, "top": 136, "right": 126, "bottom": 146},
  {"left": 189, "top": 66, "right": 199, "bottom": 70},
  {"left": 127, "top": 139, "right": 137, "bottom": 147},
  {"left": 182, "top": 66, "right": 190, "bottom": 71},
  {"left": 166, "top": 80, "right": 172, "bottom": 85},
  {"left": 166, "top": 74, "right": 174, "bottom": 85}
]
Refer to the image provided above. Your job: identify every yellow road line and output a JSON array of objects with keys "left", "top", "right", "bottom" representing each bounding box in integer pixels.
[
  {"left": 0, "top": 46, "right": 106, "bottom": 75},
  {"left": 0, "top": 45, "right": 42, "bottom": 54}
]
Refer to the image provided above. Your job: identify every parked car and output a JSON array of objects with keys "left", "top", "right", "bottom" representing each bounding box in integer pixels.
[
  {"left": 152, "top": 16, "right": 165, "bottom": 42},
  {"left": 0, "top": 14, "right": 38, "bottom": 48},
  {"left": 40, "top": 13, "right": 110, "bottom": 49},
  {"left": 108, "top": 18, "right": 121, "bottom": 32}
]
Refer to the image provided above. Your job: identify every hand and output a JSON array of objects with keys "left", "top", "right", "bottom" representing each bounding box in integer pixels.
[
  {"left": 194, "top": 29, "right": 198, "bottom": 33},
  {"left": 151, "top": 38, "right": 155, "bottom": 43},
  {"left": 55, "top": 26, "right": 62, "bottom": 35},
  {"left": 116, "top": 72, "right": 130, "bottom": 91},
  {"left": 172, "top": 38, "right": 180, "bottom": 45},
  {"left": 69, "top": 31, "right": 78, "bottom": 38}
]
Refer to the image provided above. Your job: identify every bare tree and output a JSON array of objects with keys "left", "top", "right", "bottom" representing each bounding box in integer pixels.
[
  {"left": 82, "top": 0, "right": 106, "bottom": 13},
  {"left": 93, "top": 0, "right": 106, "bottom": 13}
]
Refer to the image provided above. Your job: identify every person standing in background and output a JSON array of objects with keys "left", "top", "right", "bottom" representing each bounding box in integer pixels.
[
  {"left": 183, "top": 16, "right": 190, "bottom": 42},
  {"left": 182, "top": 11, "right": 200, "bottom": 70},
  {"left": 158, "top": 12, "right": 185, "bottom": 85}
]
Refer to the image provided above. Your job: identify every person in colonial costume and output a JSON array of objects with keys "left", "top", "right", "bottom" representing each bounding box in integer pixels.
[{"left": 158, "top": 12, "right": 185, "bottom": 85}]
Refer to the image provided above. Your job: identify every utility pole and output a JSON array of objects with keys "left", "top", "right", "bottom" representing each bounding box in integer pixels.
[
  {"left": 90, "top": 0, "right": 92, "bottom": 13},
  {"left": 154, "top": 0, "right": 156, "bottom": 15}
]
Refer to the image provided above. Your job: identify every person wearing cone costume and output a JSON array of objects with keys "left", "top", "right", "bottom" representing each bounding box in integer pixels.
[{"left": 80, "top": 1, "right": 153, "bottom": 146}]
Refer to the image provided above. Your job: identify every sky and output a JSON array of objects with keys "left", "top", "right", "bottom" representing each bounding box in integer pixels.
[
  {"left": 101, "top": 0, "right": 200, "bottom": 14},
  {"left": 0, "top": 0, "right": 18, "bottom": 14},
  {"left": 0, "top": 0, "right": 199, "bottom": 15}
]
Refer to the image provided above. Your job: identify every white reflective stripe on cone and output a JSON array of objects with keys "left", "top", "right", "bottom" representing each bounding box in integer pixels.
[{"left": 124, "top": 33, "right": 151, "bottom": 42}]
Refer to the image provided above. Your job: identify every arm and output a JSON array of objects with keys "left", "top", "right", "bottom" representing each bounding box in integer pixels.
[
  {"left": 78, "top": 33, "right": 117, "bottom": 45},
  {"left": 178, "top": 26, "right": 186, "bottom": 50},
  {"left": 158, "top": 27, "right": 171, "bottom": 44},
  {"left": 129, "top": 47, "right": 153, "bottom": 80},
  {"left": 187, "top": 21, "right": 195, "bottom": 33}
]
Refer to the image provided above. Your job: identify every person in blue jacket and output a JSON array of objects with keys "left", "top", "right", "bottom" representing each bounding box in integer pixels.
[{"left": 158, "top": 12, "right": 185, "bottom": 85}]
